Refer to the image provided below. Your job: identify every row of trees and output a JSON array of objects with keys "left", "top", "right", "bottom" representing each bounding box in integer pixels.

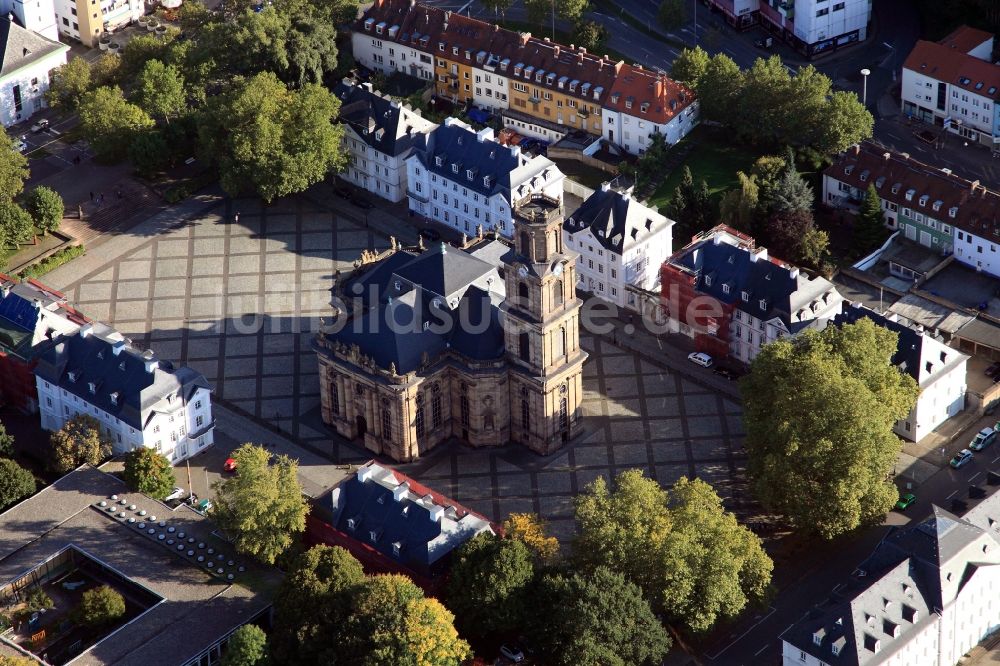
[
  {"left": 46, "top": 0, "right": 355, "bottom": 201},
  {"left": 671, "top": 48, "right": 873, "bottom": 157},
  {"left": 480, "top": 0, "right": 610, "bottom": 51},
  {"left": 0, "top": 140, "right": 64, "bottom": 251}
]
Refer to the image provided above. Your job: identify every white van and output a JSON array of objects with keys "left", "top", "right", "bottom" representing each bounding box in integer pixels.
[{"left": 687, "top": 352, "right": 714, "bottom": 368}]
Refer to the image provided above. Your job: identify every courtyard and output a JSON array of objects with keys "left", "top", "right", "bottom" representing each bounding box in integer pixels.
[{"left": 41, "top": 189, "right": 748, "bottom": 540}]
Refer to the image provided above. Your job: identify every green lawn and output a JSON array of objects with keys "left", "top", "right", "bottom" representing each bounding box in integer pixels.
[{"left": 648, "top": 127, "right": 761, "bottom": 212}]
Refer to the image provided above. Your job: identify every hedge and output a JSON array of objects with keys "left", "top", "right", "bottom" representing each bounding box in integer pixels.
[{"left": 17, "top": 244, "right": 85, "bottom": 280}]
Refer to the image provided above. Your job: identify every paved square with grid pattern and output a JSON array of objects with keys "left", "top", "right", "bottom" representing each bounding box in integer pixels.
[{"left": 45, "top": 194, "right": 748, "bottom": 535}]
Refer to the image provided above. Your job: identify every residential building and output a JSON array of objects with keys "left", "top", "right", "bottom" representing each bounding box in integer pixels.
[
  {"left": 405, "top": 117, "right": 564, "bottom": 238},
  {"left": 602, "top": 64, "right": 698, "bottom": 154},
  {"left": 901, "top": 26, "right": 1000, "bottom": 147},
  {"left": 34, "top": 322, "right": 215, "bottom": 464},
  {"left": 834, "top": 303, "right": 968, "bottom": 442},
  {"left": 0, "top": 16, "right": 67, "bottom": 127},
  {"left": 660, "top": 225, "right": 844, "bottom": 364},
  {"left": 334, "top": 79, "right": 436, "bottom": 203},
  {"left": 314, "top": 194, "right": 587, "bottom": 462},
  {"left": 781, "top": 497, "right": 1000, "bottom": 666},
  {"left": 351, "top": 0, "right": 697, "bottom": 153},
  {"left": 0, "top": 0, "right": 56, "bottom": 41},
  {"left": 0, "top": 275, "right": 87, "bottom": 413},
  {"left": 823, "top": 141, "right": 1000, "bottom": 278},
  {"left": 54, "top": 0, "right": 143, "bottom": 47},
  {"left": 563, "top": 181, "right": 674, "bottom": 308},
  {"left": 0, "top": 465, "right": 280, "bottom": 666},
  {"left": 705, "top": 0, "right": 869, "bottom": 55},
  {"left": 306, "top": 461, "right": 495, "bottom": 592}
]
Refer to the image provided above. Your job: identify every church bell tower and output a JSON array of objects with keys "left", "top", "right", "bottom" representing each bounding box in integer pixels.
[{"left": 501, "top": 194, "right": 587, "bottom": 455}]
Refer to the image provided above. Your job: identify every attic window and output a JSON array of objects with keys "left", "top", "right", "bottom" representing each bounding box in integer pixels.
[
  {"left": 435, "top": 155, "right": 443, "bottom": 166},
  {"left": 110, "top": 392, "right": 119, "bottom": 406},
  {"left": 991, "top": 87, "right": 998, "bottom": 95},
  {"left": 891, "top": 183, "right": 901, "bottom": 194},
  {"left": 860, "top": 170, "right": 869, "bottom": 182},
  {"left": 438, "top": 41, "right": 445, "bottom": 51},
  {"left": 640, "top": 102, "right": 649, "bottom": 113},
  {"left": 466, "top": 169, "right": 474, "bottom": 181},
  {"left": 959, "top": 77, "right": 971, "bottom": 85},
  {"left": 119, "top": 361, "right": 126, "bottom": 371},
  {"left": 625, "top": 98, "right": 633, "bottom": 110},
  {"left": 933, "top": 200, "right": 942, "bottom": 211},
  {"left": 569, "top": 80, "right": 577, "bottom": 92},
  {"left": 88, "top": 382, "right": 96, "bottom": 394},
  {"left": 704, "top": 275, "right": 712, "bottom": 286},
  {"left": 392, "top": 541, "right": 402, "bottom": 556},
  {"left": 741, "top": 291, "right": 749, "bottom": 302},
  {"left": 722, "top": 284, "right": 730, "bottom": 294},
  {"left": 844, "top": 165, "right": 854, "bottom": 175},
  {"left": 535, "top": 70, "right": 543, "bottom": 83},
  {"left": 514, "top": 65, "right": 522, "bottom": 76},
  {"left": 948, "top": 206, "right": 958, "bottom": 218},
  {"left": 451, "top": 163, "right": 459, "bottom": 174},
  {"left": 68, "top": 370, "right": 78, "bottom": 382},
  {"left": 452, "top": 46, "right": 459, "bottom": 55},
  {"left": 918, "top": 194, "right": 929, "bottom": 206},
  {"left": 875, "top": 176, "right": 886, "bottom": 188},
  {"left": 975, "top": 81, "right": 984, "bottom": 90},
  {"left": 759, "top": 298, "right": 767, "bottom": 310},
  {"left": 546, "top": 72, "right": 555, "bottom": 85},
  {"left": 369, "top": 529, "right": 379, "bottom": 543},
  {"left": 346, "top": 517, "right": 357, "bottom": 530},
  {"left": 905, "top": 188, "right": 915, "bottom": 201},
  {"left": 483, "top": 175, "right": 492, "bottom": 187}
]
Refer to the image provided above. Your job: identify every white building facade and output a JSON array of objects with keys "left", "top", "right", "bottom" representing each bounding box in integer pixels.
[
  {"left": 0, "top": 18, "right": 67, "bottom": 127},
  {"left": 0, "top": 0, "right": 57, "bottom": 41},
  {"left": 601, "top": 68, "right": 699, "bottom": 155},
  {"left": 563, "top": 182, "right": 673, "bottom": 308},
  {"left": 35, "top": 323, "right": 215, "bottom": 464},
  {"left": 352, "top": 16, "right": 436, "bottom": 82},
  {"left": 406, "top": 118, "right": 564, "bottom": 238},
  {"left": 334, "top": 80, "right": 437, "bottom": 204}
]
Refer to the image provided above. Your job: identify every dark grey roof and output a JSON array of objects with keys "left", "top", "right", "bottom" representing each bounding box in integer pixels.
[
  {"left": 833, "top": 305, "right": 924, "bottom": 381},
  {"left": 0, "top": 18, "right": 65, "bottom": 78},
  {"left": 333, "top": 79, "right": 430, "bottom": 157},
  {"left": 33, "top": 323, "right": 211, "bottom": 430},
  {"left": 564, "top": 185, "right": 671, "bottom": 253}
]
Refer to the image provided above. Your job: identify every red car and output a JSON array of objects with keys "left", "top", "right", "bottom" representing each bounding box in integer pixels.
[{"left": 223, "top": 457, "right": 238, "bottom": 473}]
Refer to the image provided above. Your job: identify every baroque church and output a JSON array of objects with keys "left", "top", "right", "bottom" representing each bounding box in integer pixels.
[{"left": 313, "top": 194, "right": 587, "bottom": 462}]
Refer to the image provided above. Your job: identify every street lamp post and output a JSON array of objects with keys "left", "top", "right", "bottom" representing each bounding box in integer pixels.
[{"left": 860, "top": 68, "right": 871, "bottom": 107}]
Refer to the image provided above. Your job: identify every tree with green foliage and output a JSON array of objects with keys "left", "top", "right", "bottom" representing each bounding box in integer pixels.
[
  {"left": 719, "top": 170, "right": 760, "bottom": 234},
  {"left": 852, "top": 183, "right": 888, "bottom": 254},
  {"left": 73, "top": 585, "right": 125, "bottom": 627},
  {"left": 736, "top": 55, "right": 793, "bottom": 143},
  {"left": 123, "top": 448, "right": 175, "bottom": 499},
  {"left": 119, "top": 34, "right": 176, "bottom": 81},
  {"left": 481, "top": 0, "right": 512, "bottom": 18},
  {"left": 523, "top": 0, "right": 551, "bottom": 28},
  {"left": 798, "top": 226, "right": 831, "bottom": 270},
  {"left": 0, "top": 655, "right": 37, "bottom": 666},
  {"left": 271, "top": 545, "right": 366, "bottom": 665},
  {"left": 0, "top": 458, "right": 35, "bottom": 510},
  {"left": 50, "top": 414, "right": 112, "bottom": 473},
  {"left": 670, "top": 46, "right": 710, "bottom": 87},
  {"left": 764, "top": 208, "right": 817, "bottom": 262},
  {"left": 530, "top": 567, "right": 670, "bottom": 666},
  {"left": 344, "top": 574, "right": 471, "bottom": 666},
  {"left": 211, "top": 443, "right": 308, "bottom": 564},
  {"left": 742, "top": 318, "right": 920, "bottom": 538},
  {"left": 657, "top": 0, "right": 688, "bottom": 30},
  {"left": 669, "top": 165, "right": 712, "bottom": 238},
  {"left": 696, "top": 53, "right": 745, "bottom": 126},
  {"left": 45, "top": 57, "right": 92, "bottom": 111},
  {"left": 770, "top": 162, "right": 814, "bottom": 214},
  {"left": 133, "top": 60, "right": 186, "bottom": 123},
  {"left": 199, "top": 72, "right": 346, "bottom": 202},
  {"left": 446, "top": 532, "right": 535, "bottom": 638},
  {"left": 78, "top": 87, "right": 155, "bottom": 162},
  {"left": 571, "top": 20, "right": 610, "bottom": 52},
  {"left": 813, "top": 90, "right": 874, "bottom": 155},
  {"left": 575, "top": 471, "right": 773, "bottom": 634},
  {"left": 0, "top": 203, "right": 35, "bottom": 249},
  {"left": 0, "top": 422, "right": 14, "bottom": 458},
  {"left": 128, "top": 129, "right": 172, "bottom": 178},
  {"left": 24, "top": 186, "right": 63, "bottom": 235},
  {"left": 0, "top": 136, "right": 29, "bottom": 202},
  {"left": 25, "top": 586, "right": 53, "bottom": 612},
  {"left": 91, "top": 53, "right": 122, "bottom": 88},
  {"left": 221, "top": 624, "right": 269, "bottom": 666}
]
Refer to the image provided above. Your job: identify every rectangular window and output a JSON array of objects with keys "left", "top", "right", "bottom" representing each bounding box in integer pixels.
[
  {"left": 415, "top": 397, "right": 425, "bottom": 438},
  {"left": 432, "top": 390, "right": 442, "bottom": 428},
  {"left": 460, "top": 395, "right": 470, "bottom": 427},
  {"left": 381, "top": 408, "right": 392, "bottom": 442}
]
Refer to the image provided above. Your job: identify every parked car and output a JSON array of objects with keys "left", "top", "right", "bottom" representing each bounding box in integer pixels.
[
  {"left": 687, "top": 352, "right": 714, "bottom": 368},
  {"left": 970, "top": 428, "right": 998, "bottom": 452},
  {"left": 713, "top": 366, "right": 740, "bottom": 380},
  {"left": 164, "top": 486, "right": 187, "bottom": 502},
  {"left": 754, "top": 36, "right": 773, "bottom": 49},
  {"left": 16, "top": 137, "right": 27, "bottom": 153},
  {"left": 950, "top": 449, "right": 974, "bottom": 469},
  {"left": 499, "top": 644, "right": 525, "bottom": 663},
  {"left": 223, "top": 457, "right": 238, "bottom": 472},
  {"left": 418, "top": 227, "right": 442, "bottom": 242},
  {"left": 30, "top": 119, "right": 48, "bottom": 133},
  {"left": 350, "top": 196, "right": 374, "bottom": 210},
  {"left": 895, "top": 492, "right": 917, "bottom": 511}
]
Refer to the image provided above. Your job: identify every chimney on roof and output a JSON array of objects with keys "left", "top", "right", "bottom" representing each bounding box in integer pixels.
[
  {"left": 142, "top": 350, "right": 158, "bottom": 374},
  {"left": 615, "top": 60, "right": 624, "bottom": 75},
  {"left": 32, "top": 298, "right": 41, "bottom": 309},
  {"left": 853, "top": 144, "right": 860, "bottom": 155},
  {"left": 636, "top": 64, "right": 643, "bottom": 70},
  {"left": 520, "top": 32, "right": 530, "bottom": 46},
  {"left": 789, "top": 267, "right": 800, "bottom": 279},
  {"left": 883, "top": 152, "right": 891, "bottom": 161},
  {"left": 554, "top": 45, "right": 560, "bottom": 57},
  {"left": 543, "top": 36, "right": 550, "bottom": 42},
  {"left": 971, "top": 179, "right": 981, "bottom": 192},
  {"left": 579, "top": 46, "right": 586, "bottom": 54},
  {"left": 429, "top": 503, "right": 444, "bottom": 522},
  {"left": 79, "top": 323, "right": 94, "bottom": 338},
  {"left": 357, "top": 464, "right": 376, "bottom": 483},
  {"left": 393, "top": 481, "right": 409, "bottom": 501},
  {"left": 111, "top": 339, "right": 127, "bottom": 356},
  {"left": 600, "top": 181, "right": 611, "bottom": 192}
]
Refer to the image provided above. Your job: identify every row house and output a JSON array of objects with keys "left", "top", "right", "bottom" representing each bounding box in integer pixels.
[
  {"left": 0, "top": 275, "right": 86, "bottom": 413},
  {"left": 660, "top": 226, "right": 843, "bottom": 364},
  {"left": 352, "top": 0, "right": 697, "bottom": 155},
  {"left": 823, "top": 141, "right": 1000, "bottom": 278},
  {"left": 333, "top": 79, "right": 437, "bottom": 203},
  {"left": 35, "top": 322, "right": 215, "bottom": 464},
  {"left": 902, "top": 26, "right": 1000, "bottom": 147},
  {"left": 563, "top": 182, "right": 674, "bottom": 308},
  {"left": 782, "top": 502, "right": 1000, "bottom": 666},
  {"left": 834, "top": 303, "right": 968, "bottom": 442},
  {"left": 405, "top": 117, "right": 564, "bottom": 238}
]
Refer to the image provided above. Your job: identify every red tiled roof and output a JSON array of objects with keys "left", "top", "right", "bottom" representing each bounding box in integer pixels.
[
  {"left": 903, "top": 40, "right": 1000, "bottom": 99},
  {"left": 938, "top": 25, "right": 993, "bottom": 54},
  {"left": 605, "top": 63, "right": 696, "bottom": 124},
  {"left": 825, "top": 141, "right": 1000, "bottom": 244}
]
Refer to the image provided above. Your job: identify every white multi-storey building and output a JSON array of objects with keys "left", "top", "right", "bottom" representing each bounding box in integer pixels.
[
  {"left": 0, "top": 0, "right": 57, "bottom": 40},
  {"left": 902, "top": 26, "right": 1000, "bottom": 147},
  {"left": 834, "top": 303, "right": 967, "bottom": 442},
  {"left": 353, "top": 10, "right": 437, "bottom": 82},
  {"left": 333, "top": 79, "right": 436, "bottom": 203},
  {"left": 563, "top": 182, "right": 673, "bottom": 308},
  {"left": 35, "top": 322, "right": 215, "bottom": 464},
  {"left": 601, "top": 65, "right": 698, "bottom": 154},
  {"left": 0, "top": 17, "right": 67, "bottom": 127},
  {"left": 405, "top": 117, "right": 564, "bottom": 238},
  {"left": 782, "top": 498, "right": 1000, "bottom": 666}
]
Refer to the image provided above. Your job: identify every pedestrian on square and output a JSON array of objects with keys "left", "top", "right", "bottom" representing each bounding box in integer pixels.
[
  {"left": 234, "top": 212, "right": 240, "bottom": 224},
  {"left": 89, "top": 191, "right": 94, "bottom": 201}
]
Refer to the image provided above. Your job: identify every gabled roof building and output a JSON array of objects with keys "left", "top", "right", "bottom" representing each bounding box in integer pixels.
[
  {"left": 660, "top": 226, "right": 844, "bottom": 363},
  {"left": 0, "top": 15, "right": 67, "bottom": 127},
  {"left": 35, "top": 322, "right": 215, "bottom": 463},
  {"left": 782, "top": 500, "right": 1000, "bottom": 665},
  {"left": 333, "top": 79, "right": 437, "bottom": 203},
  {"left": 563, "top": 181, "right": 674, "bottom": 308}
]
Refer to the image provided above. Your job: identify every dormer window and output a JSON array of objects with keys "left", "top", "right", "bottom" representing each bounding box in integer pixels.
[
  {"left": 759, "top": 299, "right": 767, "bottom": 310},
  {"left": 625, "top": 98, "right": 633, "bottom": 109},
  {"left": 438, "top": 41, "right": 445, "bottom": 51},
  {"left": 891, "top": 183, "right": 900, "bottom": 194},
  {"left": 375, "top": 24, "right": 383, "bottom": 34},
  {"left": 741, "top": 291, "right": 749, "bottom": 302},
  {"left": 546, "top": 73, "right": 555, "bottom": 85},
  {"left": 452, "top": 46, "right": 459, "bottom": 56},
  {"left": 68, "top": 370, "right": 78, "bottom": 382},
  {"left": 918, "top": 194, "right": 928, "bottom": 206},
  {"left": 905, "top": 188, "right": 915, "bottom": 201},
  {"left": 933, "top": 200, "right": 942, "bottom": 211},
  {"left": 435, "top": 155, "right": 443, "bottom": 166},
  {"left": 831, "top": 643, "right": 842, "bottom": 657},
  {"left": 722, "top": 284, "right": 730, "bottom": 294},
  {"left": 845, "top": 165, "right": 854, "bottom": 175},
  {"left": 369, "top": 529, "right": 379, "bottom": 543},
  {"left": 451, "top": 163, "right": 459, "bottom": 174},
  {"left": 640, "top": 101, "right": 649, "bottom": 113},
  {"left": 347, "top": 517, "right": 357, "bottom": 530},
  {"left": 948, "top": 206, "right": 958, "bottom": 218},
  {"left": 364, "top": 18, "right": 374, "bottom": 30},
  {"left": 110, "top": 391, "right": 119, "bottom": 406},
  {"left": 704, "top": 275, "right": 712, "bottom": 286},
  {"left": 860, "top": 169, "right": 869, "bottom": 182},
  {"left": 483, "top": 175, "right": 492, "bottom": 187},
  {"left": 466, "top": 169, "right": 474, "bottom": 181},
  {"left": 392, "top": 541, "right": 402, "bottom": 556},
  {"left": 569, "top": 81, "right": 577, "bottom": 92},
  {"left": 88, "top": 382, "right": 96, "bottom": 394},
  {"left": 514, "top": 65, "right": 522, "bottom": 76}
]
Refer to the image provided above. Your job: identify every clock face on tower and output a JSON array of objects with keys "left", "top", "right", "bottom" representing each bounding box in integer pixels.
[{"left": 517, "top": 265, "right": 529, "bottom": 278}]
